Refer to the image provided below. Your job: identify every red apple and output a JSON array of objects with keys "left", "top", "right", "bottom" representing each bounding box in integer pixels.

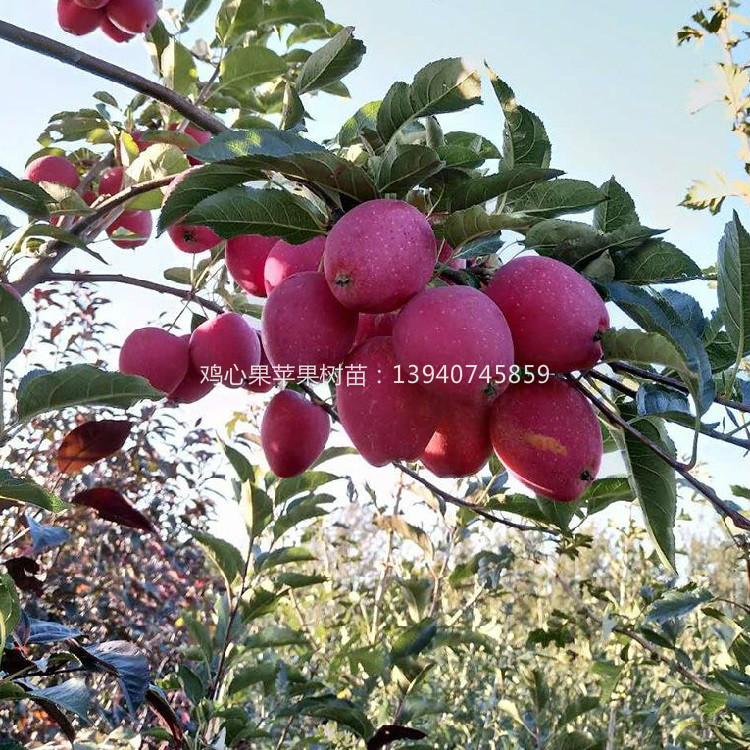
[
  {"left": 25, "top": 155, "right": 79, "bottom": 188},
  {"left": 226, "top": 235, "right": 279, "bottom": 297},
  {"left": 263, "top": 236, "right": 325, "bottom": 294},
  {"left": 119, "top": 327, "right": 189, "bottom": 394},
  {"left": 106, "top": 210, "right": 152, "bottom": 248}
]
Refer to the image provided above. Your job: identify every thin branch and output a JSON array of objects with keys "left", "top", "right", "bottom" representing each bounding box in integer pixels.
[
  {"left": 0, "top": 21, "right": 225, "bottom": 135},
  {"left": 609, "top": 361, "right": 750, "bottom": 415},
  {"left": 13, "top": 176, "right": 175, "bottom": 295},
  {"left": 296, "top": 383, "right": 549, "bottom": 532},
  {"left": 44, "top": 272, "right": 223, "bottom": 314},
  {"left": 571, "top": 378, "right": 750, "bottom": 532}
]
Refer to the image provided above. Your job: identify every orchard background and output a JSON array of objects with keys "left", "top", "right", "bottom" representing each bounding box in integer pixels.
[{"left": 0, "top": 1, "right": 749, "bottom": 748}]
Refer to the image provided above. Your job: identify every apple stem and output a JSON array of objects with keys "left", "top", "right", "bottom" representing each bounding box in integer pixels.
[
  {"left": 571, "top": 376, "right": 750, "bottom": 532},
  {"left": 0, "top": 20, "right": 225, "bottom": 135}
]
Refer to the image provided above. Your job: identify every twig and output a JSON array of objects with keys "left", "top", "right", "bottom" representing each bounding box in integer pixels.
[
  {"left": 13, "top": 176, "right": 175, "bottom": 295},
  {"left": 0, "top": 21, "right": 225, "bottom": 135},
  {"left": 296, "top": 384, "right": 551, "bottom": 533},
  {"left": 44, "top": 272, "right": 223, "bottom": 314},
  {"left": 571, "top": 378, "right": 750, "bottom": 531},
  {"left": 609, "top": 361, "right": 750, "bottom": 415}
]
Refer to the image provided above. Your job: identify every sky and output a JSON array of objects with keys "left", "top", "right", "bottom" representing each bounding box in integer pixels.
[{"left": 0, "top": 1, "right": 747, "bottom": 549}]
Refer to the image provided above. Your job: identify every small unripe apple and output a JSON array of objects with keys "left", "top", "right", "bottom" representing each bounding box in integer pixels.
[
  {"left": 336, "top": 336, "right": 440, "bottom": 466},
  {"left": 168, "top": 335, "right": 214, "bottom": 404},
  {"left": 100, "top": 16, "right": 134, "bottom": 41},
  {"left": 25, "top": 155, "right": 79, "bottom": 188},
  {"left": 261, "top": 390, "right": 330, "bottom": 477},
  {"left": 262, "top": 272, "right": 358, "bottom": 380},
  {"left": 421, "top": 401, "right": 491, "bottom": 478},
  {"left": 189, "top": 313, "right": 261, "bottom": 389},
  {"left": 393, "top": 285, "right": 515, "bottom": 404},
  {"left": 119, "top": 327, "right": 189, "bottom": 394},
  {"left": 264, "top": 236, "right": 325, "bottom": 294},
  {"left": 489, "top": 378, "right": 603, "bottom": 502},
  {"left": 226, "top": 235, "right": 279, "bottom": 297},
  {"left": 57, "top": 0, "right": 104, "bottom": 35},
  {"left": 107, "top": 210, "right": 152, "bottom": 248},
  {"left": 105, "top": 0, "right": 158, "bottom": 33},
  {"left": 484, "top": 256, "right": 610, "bottom": 373},
  {"left": 324, "top": 199, "right": 436, "bottom": 313},
  {"left": 98, "top": 166, "right": 125, "bottom": 197},
  {"left": 353, "top": 311, "right": 398, "bottom": 347}
]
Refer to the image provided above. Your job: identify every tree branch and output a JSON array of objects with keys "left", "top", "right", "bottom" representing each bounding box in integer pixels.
[
  {"left": 44, "top": 272, "right": 223, "bottom": 314},
  {"left": 609, "top": 361, "right": 750, "bottom": 415},
  {"left": 571, "top": 377, "right": 750, "bottom": 531},
  {"left": 0, "top": 20, "right": 225, "bottom": 135},
  {"left": 296, "top": 383, "right": 553, "bottom": 534},
  {"left": 13, "top": 175, "right": 176, "bottom": 295}
]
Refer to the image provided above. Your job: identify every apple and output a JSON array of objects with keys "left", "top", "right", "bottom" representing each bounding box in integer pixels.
[
  {"left": 119, "top": 327, "right": 189, "bottom": 394},
  {"left": 264, "top": 236, "right": 325, "bottom": 294},
  {"left": 25, "top": 155, "right": 79, "bottom": 188},
  {"left": 226, "top": 235, "right": 279, "bottom": 297},
  {"left": 106, "top": 210, "right": 152, "bottom": 248}
]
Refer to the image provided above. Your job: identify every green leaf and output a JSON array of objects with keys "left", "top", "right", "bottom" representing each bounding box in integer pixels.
[
  {"left": 220, "top": 47, "right": 287, "bottom": 98},
  {"left": 444, "top": 131, "right": 501, "bottom": 160},
  {"left": 487, "top": 67, "right": 551, "bottom": 168},
  {"left": 281, "top": 82, "right": 306, "bottom": 131},
  {"left": 0, "top": 285, "right": 30, "bottom": 366},
  {"left": 717, "top": 211, "right": 750, "bottom": 359},
  {"left": 161, "top": 40, "right": 198, "bottom": 96},
  {"left": 215, "top": 0, "right": 261, "bottom": 44},
  {"left": 603, "top": 284, "right": 715, "bottom": 414},
  {"left": 26, "top": 678, "right": 91, "bottom": 727},
  {"left": 636, "top": 383, "right": 692, "bottom": 419},
  {"left": 0, "top": 470, "right": 67, "bottom": 512},
  {"left": 275, "top": 572, "right": 326, "bottom": 589},
  {"left": 125, "top": 144, "right": 190, "bottom": 210},
  {"left": 375, "top": 144, "right": 443, "bottom": 194},
  {"left": 240, "top": 483, "right": 274, "bottom": 539},
  {"left": 377, "top": 58, "right": 482, "bottom": 143},
  {"left": 192, "top": 530, "right": 245, "bottom": 586},
  {"left": 244, "top": 625, "right": 307, "bottom": 648},
  {"left": 181, "top": 185, "right": 324, "bottom": 243},
  {"left": 288, "top": 20, "right": 342, "bottom": 46},
  {"left": 277, "top": 695, "right": 374, "bottom": 740},
  {"left": 441, "top": 165, "right": 563, "bottom": 212},
  {"left": 374, "top": 515, "right": 433, "bottom": 557},
  {"left": 0, "top": 167, "right": 50, "bottom": 218},
  {"left": 646, "top": 588, "right": 713, "bottom": 623},
  {"left": 337, "top": 100, "right": 382, "bottom": 148},
  {"left": 593, "top": 177, "right": 639, "bottom": 232},
  {"left": 261, "top": 0, "right": 325, "bottom": 25},
  {"left": 613, "top": 240, "right": 702, "bottom": 284},
  {"left": 510, "top": 179, "right": 606, "bottom": 218},
  {"left": 0, "top": 574, "right": 20, "bottom": 645},
  {"left": 580, "top": 477, "right": 634, "bottom": 515},
  {"left": 0, "top": 214, "right": 17, "bottom": 239},
  {"left": 273, "top": 494, "right": 333, "bottom": 539},
  {"left": 275, "top": 471, "right": 338, "bottom": 504},
  {"left": 182, "top": 0, "right": 213, "bottom": 24},
  {"left": 223, "top": 443, "right": 254, "bottom": 483},
  {"left": 296, "top": 27, "right": 366, "bottom": 94},
  {"left": 16, "top": 365, "right": 165, "bottom": 421},
  {"left": 392, "top": 617, "right": 437, "bottom": 660},
  {"left": 21, "top": 223, "right": 93, "bottom": 254},
  {"left": 616, "top": 413, "right": 677, "bottom": 570},
  {"left": 437, "top": 206, "right": 533, "bottom": 248},
  {"left": 257, "top": 546, "right": 316, "bottom": 571}
]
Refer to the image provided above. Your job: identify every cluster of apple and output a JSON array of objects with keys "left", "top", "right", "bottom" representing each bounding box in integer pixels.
[
  {"left": 117, "top": 197, "right": 609, "bottom": 503},
  {"left": 56, "top": 0, "right": 158, "bottom": 42}
]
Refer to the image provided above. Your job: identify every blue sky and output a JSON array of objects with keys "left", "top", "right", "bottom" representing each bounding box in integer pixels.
[{"left": 1, "top": 1, "right": 746, "bottom": 545}]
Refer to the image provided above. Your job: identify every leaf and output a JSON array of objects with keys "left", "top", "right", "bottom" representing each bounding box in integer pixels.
[
  {"left": 182, "top": 0, "right": 212, "bottom": 24},
  {"left": 0, "top": 168, "right": 50, "bottom": 218},
  {"left": 510, "top": 179, "right": 606, "bottom": 218},
  {"left": 444, "top": 130, "right": 501, "bottom": 159},
  {"left": 617, "top": 413, "right": 677, "bottom": 570},
  {"left": 374, "top": 515, "right": 433, "bottom": 557},
  {"left": 257, "top": 546, "right": 316, "bottom": 571},
  {"left": 646, "top": 588, "right": 713, "bottom": 623},
  {"left": 274, "top": 494, "right": 333, "bottom": 539},
  {"left": 437, "top": 206, "right": 533, "bottom": 248},
  {"left": 636, "top": 383, "right": 692, "bottom": 419},
  {"left": 125, "top": 144, "right": 190, "bottom": 210},
  {"left": 487, "top": 67, "right": 551, "bottom": 168},
  {"left": 367, "top": 725, "right": 427, "bottom": 750},
  {"left": 613, "top": 240, "right": 702, "bottom": 284},
  {"left": 275, "top": 471, "right": 338, "bottom": 503},
  {"left": 441, "top": 165, "right": 563, "bottom": 211},
  {"left": 603, "top": 284, "right": 715, "bottom": 415},
  {"left": 25, "top": 512, "right": 70, "bottom": 555},
  {"left": 16, "top": 365, "right": 165, "bottom": 421},
  {"left": 180, "top": 185, "right": 324, "bottom": 244},
  {"left": 146, "top": 684, "right": 185, "bottom": 749},
  {"left": 220, "top": 46, "right": 287, "bottom": 98},
  {"left": 244, "top": 625, "right": 307, "bottom": 648},
  {"left": 192, "top": 530, "right": 244, "bottom": 586},
  {"left": 240, "top": 483, "right": 274, "bottom": 539},
  {"left": 278, "top": 695, "right": 374, "bottom": 740},
  {"left": 223, "top": 443, "right": 254, "bottom": 483},
  {"left": 0, "top": 574, "right": 20, "bottom": 645},
  {"left": 297, "top": 27, "right": 366, "bottom": 94},
  {"left": 72, "top": 641, "right": 150, "bottom": 716},
  {"left": 375, "top": 144, "right": 443, "bottom": 194},
  {"left": 0, "top": 470, "right": 68, "bottom": 512},
  {"left": 56, "top": 419, "right": 132, "bottom": 474},
  {"left": 4, "top": 557, "right": 43, "bottom": 595},
  {"left": 717, "top": 211, "right": 750, "bottom": 359},
  {"left": 0, "top": 284, "right": 30, "bottom": 366},
  {"left": 73, "top": 488, "right": 154, "bottom": 532},
  {"left": 377, "top": 58, "right": 482, "bottom": 143},
  {"left": 161, "top": 39, "right": 198, "bottom": 96},
  {"left": 391, "top": 618, "right": 437, "bottom": 660},
  {"left": 0, "top": 214, "right": 18, "bottom": 239},
  {"left": 281, "top": 82, "right": 306, "bottom": 130},
  {"left": 19, "top": 616, "right": 81, "bottom": 645},
  {"left": 275, "top": 572, "right": 326, "bottom": 589},
  {"left": 25, "top": 678, "right": 91, "bottom": 740},
  {"left": 593, "top": 177, "right": 639, "bottom": 231},
  {"left": 338, "top": 100, "right": 382, "bottom": 147}
]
